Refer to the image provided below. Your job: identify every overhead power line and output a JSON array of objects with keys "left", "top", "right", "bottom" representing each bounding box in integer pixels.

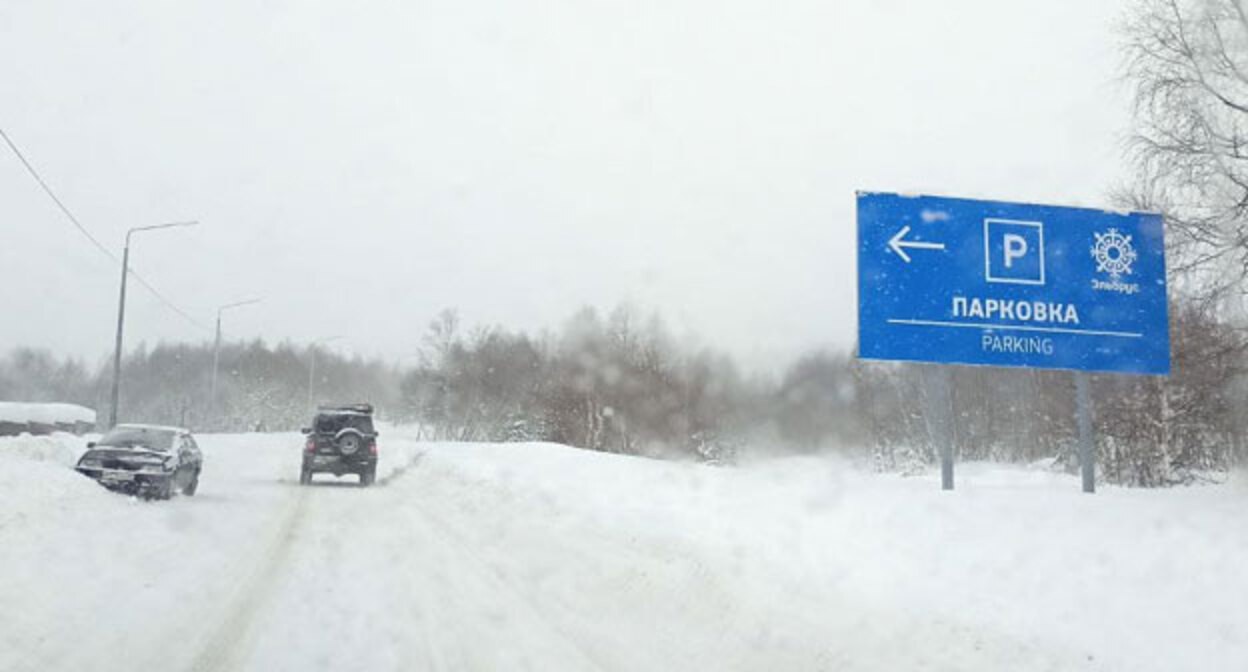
[
  {"left": 129, "top": 268, "right": 213, "bottom": 333},
  {"left": 0, "top": 127, "right": 211, "bottom": 333},
  {"left": 1, "top": 128, "right": 114, "bottom": 257}
]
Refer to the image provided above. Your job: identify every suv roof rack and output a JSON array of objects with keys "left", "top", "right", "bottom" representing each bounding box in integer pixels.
[{"left": 316, "top": 403, "right": 374, "bottom": 415}]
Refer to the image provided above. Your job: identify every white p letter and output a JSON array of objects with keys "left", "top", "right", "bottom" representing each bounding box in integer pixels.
[{"left": 1003, "top": 234, "right": 1028, "bottom": 268}]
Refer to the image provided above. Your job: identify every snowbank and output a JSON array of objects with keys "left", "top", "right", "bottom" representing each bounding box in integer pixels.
[
  {"left": 408, "top": 442, "right": 1248, "bottom": 671},
  {"left": 0, "top": 401, "right": 96, "bottom": 437},
  {"left": 0, "top": 402, "right": 96, "bottom": 425},
  {"left": 0, "top": 432, "right": 89, "bottom": 466},
  {"left": 0, "top": 433, "right": 111, "bottom": 537}
]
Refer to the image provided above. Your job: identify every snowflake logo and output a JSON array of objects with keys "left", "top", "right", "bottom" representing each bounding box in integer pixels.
[{"left": 1091, "top": 228, "right": 1137, "bottom": 280}]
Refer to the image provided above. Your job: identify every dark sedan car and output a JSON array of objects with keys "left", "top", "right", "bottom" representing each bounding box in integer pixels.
[{"left": 76, "top": 424, "right": 202, "bottom": 500}]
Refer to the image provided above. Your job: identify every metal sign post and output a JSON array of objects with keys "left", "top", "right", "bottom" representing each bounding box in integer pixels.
[
  {"left": 934, "top": 367, "right": 954, "bottom": 491},
  {"left": 856, "top": 192, "right": 1170, "bottom": 492},
  {"left": 919, "top": 365, "right": 955, "bottom": 490},
  {"left": 1075, "top": 372, "right": 1095, "bottom": 493}
]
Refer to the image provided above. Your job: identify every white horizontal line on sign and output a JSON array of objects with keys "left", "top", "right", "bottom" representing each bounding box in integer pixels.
[{"left": 886, "top": 319, "right": 1143, "bottom": 339}]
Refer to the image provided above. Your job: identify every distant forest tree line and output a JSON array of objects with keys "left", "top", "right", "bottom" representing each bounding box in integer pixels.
[
  {"left": 2, "top": 298, "right": 1246, "bottom": 486},
  {"left": 0, "top": 341, "right": 394, "bottom": 434}
]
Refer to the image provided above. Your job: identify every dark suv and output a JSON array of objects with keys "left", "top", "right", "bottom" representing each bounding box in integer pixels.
[{"left": 300, "top": 404, "right": 378, "bottom": 486}]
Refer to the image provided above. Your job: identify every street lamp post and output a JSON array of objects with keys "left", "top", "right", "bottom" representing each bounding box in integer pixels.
[
  {"left": 108, "top": 221, "right": 199, "bottom": 428},
  {"left": 210, "top": 298, "right": 262, "bottom": 416},
  {"left": 307, "top": 336, "right": 344, "bottom": 411}
]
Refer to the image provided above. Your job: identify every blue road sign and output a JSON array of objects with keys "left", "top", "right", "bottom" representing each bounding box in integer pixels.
[{"left": 857, "top": 192, "right": 1170, "bottom": 375}]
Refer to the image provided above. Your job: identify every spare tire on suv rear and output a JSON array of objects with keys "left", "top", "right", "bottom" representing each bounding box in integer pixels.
[{"left": 337, "top": 432, "right": 362, "bottom": 455}]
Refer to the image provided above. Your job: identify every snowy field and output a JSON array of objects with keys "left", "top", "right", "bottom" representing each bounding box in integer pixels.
[{"left": 1, "top": 430, "right": 1245, "bottom": 671}]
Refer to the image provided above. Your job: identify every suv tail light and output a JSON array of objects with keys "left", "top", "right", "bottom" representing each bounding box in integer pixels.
[
  {"left": 369, "top": 440, "right": 378, "bottom": 456},
  {"left": 305, "top": 438, "right": 316, "bottom": 453}
]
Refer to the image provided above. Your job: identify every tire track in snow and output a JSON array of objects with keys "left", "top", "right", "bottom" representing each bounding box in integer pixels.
[
  {"left": 183, "top": 486, "right": 308, "bottom": 672},
  {"left": 375, "top": 447, "right": 426, "bottom": 486},
  {"left": 396, "top": 494, "right": 611, "bottom": 672},
  {"left": 182, "top": 445, "right": 421, "bottom": 672}
]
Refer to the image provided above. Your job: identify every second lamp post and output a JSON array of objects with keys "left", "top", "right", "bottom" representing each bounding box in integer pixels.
[{"left": 210, "top": 298, "right": 262, "bottom": 417}]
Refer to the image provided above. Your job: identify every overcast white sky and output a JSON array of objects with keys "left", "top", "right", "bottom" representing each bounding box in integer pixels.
[{"left": 1, "top": 0, "right": 1133, "bottom": 369}]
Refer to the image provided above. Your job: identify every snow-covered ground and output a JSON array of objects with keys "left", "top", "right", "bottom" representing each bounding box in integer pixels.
[{"left": 1, "top": 431, "right": 1245, "bottom": 671}]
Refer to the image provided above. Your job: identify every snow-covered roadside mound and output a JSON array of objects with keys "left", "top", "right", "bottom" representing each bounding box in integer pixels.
[
  {"left": 0, "top": 433, "right": 107, "bottom": 530},
  {"left": 0, "top": 403, "right": 95, "bottom": 424},
  {"left": 0, "top": 432, "right": 90, "bottom": 467},
  {"left": 403, "top": 442, "right": 1248, "bottom": 671}
]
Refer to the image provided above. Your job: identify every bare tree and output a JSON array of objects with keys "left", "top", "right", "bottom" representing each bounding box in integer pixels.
[
  {"left": 1122, "top": 0, "right": 1248, "bottom": 302},
  {"left": 421, "top": 308, "right": 461, "bottom": 368}
]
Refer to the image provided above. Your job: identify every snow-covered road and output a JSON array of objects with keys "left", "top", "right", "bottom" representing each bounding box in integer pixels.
[{"left": 2, "top": 431, "right": 1246, "bottom": 671}]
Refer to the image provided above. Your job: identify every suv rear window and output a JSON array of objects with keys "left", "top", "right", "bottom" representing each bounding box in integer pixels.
[{"left": 314, "top": 414, "right": 374, "bottom": 435}]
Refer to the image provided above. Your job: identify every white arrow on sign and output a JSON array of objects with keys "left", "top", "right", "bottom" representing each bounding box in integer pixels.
[{"left": 888, "top": 225, "right": 946, "bottom": 263}]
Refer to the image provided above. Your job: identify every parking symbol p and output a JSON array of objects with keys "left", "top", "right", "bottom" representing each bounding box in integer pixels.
[{"left": 985, "top": 219, "right": 1045, "bottom": 285}]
